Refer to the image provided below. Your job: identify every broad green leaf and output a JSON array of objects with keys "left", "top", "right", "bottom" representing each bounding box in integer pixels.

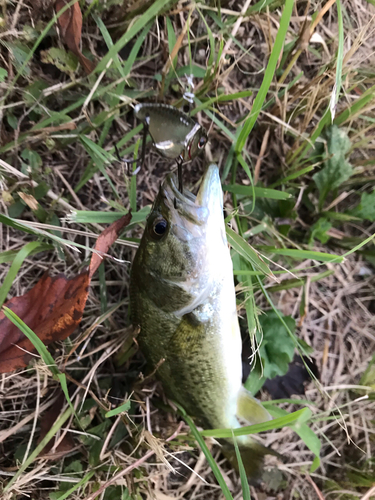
[
  {"left": 309, "top": 218, "right": 332, "bottom": 245},
  {"left": 5, "top": 41, "right": 31, "bottom": 76},
  {"left": 256, "top": 310, "right": 296, "bottom": 379},
  {"left": 352, "top": 190, "right": 375, "bottom": 221},
  {"left": 313, "top": 125, "right": 353, "bottom": 208},
  {"left": 21, "top": 148, "right": 42, "bottom": 173},
  {"left": 244, "top": 358, "right": 266, "bottom": 395},
  {"left": 40, "top": 47, "right": 78, "bottom": 74}
]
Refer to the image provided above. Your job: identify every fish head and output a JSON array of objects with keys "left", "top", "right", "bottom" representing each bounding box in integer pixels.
[
  {"left": 185, "top": 123, "right": 208, "bottom": 161},
  {"left": 134, "top": 165, "right": 227, "bottom": 314}
]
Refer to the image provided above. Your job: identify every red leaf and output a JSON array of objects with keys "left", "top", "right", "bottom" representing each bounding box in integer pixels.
[
  {"left": 0, "top": 213, "right": 132, "bottom": 373},
  {"left": 55, "top": 0, "right": 96, "bottom": 74},
  {"left": 89, "top": 213, "right": 132, "bottom": 278},
  {"left": 0, "top": 272, "right": 90, "bottom": 373}
]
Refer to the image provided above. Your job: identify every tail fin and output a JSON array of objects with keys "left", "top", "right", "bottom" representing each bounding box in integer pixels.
[
  {"left": 222, "top": 386, "right": 279, "bottom": 480},
  {"left": 221, "top": 440, "right": 275, "bottom": 482}
]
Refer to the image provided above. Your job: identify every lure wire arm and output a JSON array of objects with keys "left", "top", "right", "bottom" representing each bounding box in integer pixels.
[
  {"left": 177, "top": 155, "right": 184, "bottom": 194},
  {"left": 114, "top": 116, "right": 150, "bottom": 176}
]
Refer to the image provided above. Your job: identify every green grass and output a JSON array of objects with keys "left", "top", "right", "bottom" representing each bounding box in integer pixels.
[{"left": 1, "top": 0, "right": 375, "bottom": 498}]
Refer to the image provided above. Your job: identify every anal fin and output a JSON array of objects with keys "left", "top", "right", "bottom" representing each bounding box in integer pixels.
[{"left": 237, "top": 386, "right": 272, "bottom": 425}]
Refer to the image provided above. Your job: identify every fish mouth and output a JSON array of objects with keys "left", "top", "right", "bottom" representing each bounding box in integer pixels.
[
  {"left": 162, "top": 164, "right": 223, "bottom": 227},
  {"left": 164, "top": 164, "right": 222, "bottom": 208},
  {"left": 196, "top": 164, "right": 222, "bottom": 210}
]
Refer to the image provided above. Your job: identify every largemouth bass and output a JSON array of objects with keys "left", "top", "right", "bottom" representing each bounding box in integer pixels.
[{"left": 130, "top": 164, "right": 272, "bottom": 476}]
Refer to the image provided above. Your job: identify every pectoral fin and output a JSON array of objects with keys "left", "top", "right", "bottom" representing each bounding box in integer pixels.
[{"left": 237, "top": 386, "right": 272, "bottom": 425}]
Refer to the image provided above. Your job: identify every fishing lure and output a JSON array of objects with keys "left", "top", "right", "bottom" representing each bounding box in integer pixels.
[{"left": 118, "top": 103, "right": 208, "bottom": 193}]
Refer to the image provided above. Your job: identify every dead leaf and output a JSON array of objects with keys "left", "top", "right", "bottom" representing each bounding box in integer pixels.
[
  {"left": 30, "top": 122, "right": 77, "bottom": 134},
  {"left": 18, "top": 192, "right": 39, "bottom": 211},
  {"left": 89, "top": 214, "right": 132, "bottom": 278},
  {"left": 38, "top": 392, "right": 76, "bottom": 460},
  {"left": 0, "top": 213, "right": 132, "bottom": 373},
  {"left": 55, "top": 0, "right": 96, "bottom": 74},
  {"left": 0, "top": 272, "right": 90, "bottom": 373}
]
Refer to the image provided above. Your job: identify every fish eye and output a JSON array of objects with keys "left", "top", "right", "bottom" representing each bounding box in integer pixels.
[
  {"left": 198, "top": 136, "right": 207, "bottom": 149},
  {"left": 152, "top": 218, "right": 168, "bottom": 239}
]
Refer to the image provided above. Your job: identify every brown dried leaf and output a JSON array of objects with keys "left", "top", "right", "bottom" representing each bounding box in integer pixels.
[
  {"left": 89, "top": 213, "right": 132, "bottom": 278},
  {"left": 55, "top": 0, "right": 96, "bottom": 74},
  {"left": 0, "top": 272, "right": 90, "bottom": 373},
  {"left": 18, "top": 192, "right": 39, "bottom": 211},
  {"left": 0, "top": 213, "right": 132, "bottom": 373}
]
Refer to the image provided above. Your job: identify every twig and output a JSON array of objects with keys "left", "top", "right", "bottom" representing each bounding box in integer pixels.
[
  {"left": 305, "top": 474, "right": 326, "bottom": 500},
  {"left": 360, "top": 485, "right": 375, "bottom": 500},
  {"left": 220, "top": 0, "right": 253, "bottom": 64}
]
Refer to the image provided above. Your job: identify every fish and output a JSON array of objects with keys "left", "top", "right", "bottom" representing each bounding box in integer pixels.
[
  {"left": 134, "top": 103, "right": 208, "bottom": 162},
  {"left": 130, "top": 164, "right": 273, "bottom": 477}
]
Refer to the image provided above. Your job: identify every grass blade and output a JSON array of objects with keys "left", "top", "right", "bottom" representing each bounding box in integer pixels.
[
  {"left": 2, "top": 307, "right": 75, "bottom": 416},
  {"left": 54, "top": 471, "right": 96, "bottom": 500},
  {"left": 95, "top": 0, "right": 177, "bottom": 73},
  {"left": 0, "top": 242, "right": 46, "bottom": 308},
  {"left": 105, "top": 400, "right": 131, "bottom": 418},
  {"left": 330, "top": 0, "right": 344, "bottom": 120},
  {"left": 0, "top": 244, "right": 53, "bottom": 264},
  {"left": 176, "top": 404, "right": 234, "bottom": 500},
  {"left": 266, "top": 404, "right": 321, "bottom": 471},
  {"left": 261, "top": 246, "right": 344, "bottom": 263},
  {"left": 201, "top": 407, "right": 312, "bottom": 438},
  {"left": 231, "top": 430, "right": 251, "bottom": 500},
  {"left": 3, "top": 405, "right": 73, "bottom": 493},
  {"left": 223, "top": 184, "right": 292, "bottom": 200},
  {"left": 226, "top": 226, "right": 275, "bottom": 279},
  {"left": 68, "top": 206, "right": 150, "bottom": 226},
  {"left": 235, "top": 0, "right": 294, "bottom": 154}
]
